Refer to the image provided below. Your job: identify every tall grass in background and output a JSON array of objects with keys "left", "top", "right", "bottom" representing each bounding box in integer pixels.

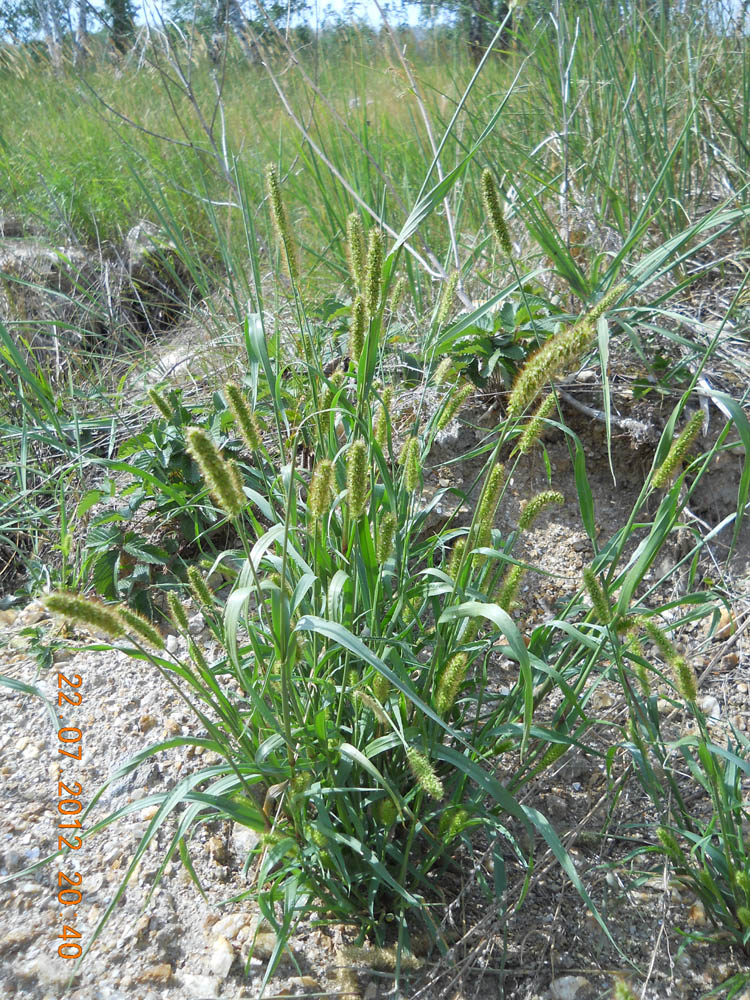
[{"left": 2, "top": 0, "right": 750, "bottom": 989}]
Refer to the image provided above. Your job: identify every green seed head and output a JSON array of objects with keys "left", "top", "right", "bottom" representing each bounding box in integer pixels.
[
  {"left": 186, "top": 426, "right": 245, "bottom": 519},
  {"left": 656, "top": 826, "right": 685, "bottom": 864},
  {"left": 613, "top": 980, "right": 639, "bottom": 1000},
  {"left": 308, "top": 459, "right": 335, "bottom": 520},
  {"left": 517, "top": 393, "right": 556, "bottom": 454},
  {"left": 652, "top": 411, "right": 704, "bottom": 490},
  {"left": 376, "top": 512, "right": 397, "bottom": 564},
  {"left": 436, "top": 271, "right": 460, "bottom": 328},
  {"left": 353, "top": 689, "right": 389, "bottom": 726},
  {"left": 373, "top": 386, "right": 392, "bottom": 451},
  {"left": 447, "top": 536, "right": 467, "bottom": 580},
  {"left": 346, "top": 211, "right": 365, "bottom": 290},
  {"left": 188, "top": 638, "right": 209, "bottom": 672},
  {"left": 265, "top": 163, "right": 299, "bottom": 284},
  {"left": 437, "top": 382, "right": 473, "bottom": 430},
  {"left": 494, "top": 563, "right": 524, "bottom": 612},
  {"left": 388, "top": 274, "right": 408, "bottom": 313},
  {"left": 167, "top": 592, "right": 189, "bottom": 633},
  {"left": 399, "top": 436, "right": 421, "bottom": 493},
  {"left": 118, "top": 607, "right": 165, "bottom": 651},
  {"left": 406, "top": 747, "right": 444, "bottom": 801},
  {"left": 476, "top": 463, "right": 506, "bottom": 547},
  {"left": 583, "top": 567, "right": 612, "bottom": 625},
  {"left": 224, "top": 382, "right": 262, "bottom": 452},
  {"left": 371, "top": 672, "right": 390, "bottom": 704},
  {"left": 518, "top": 490, "right": 564, "bottom": 531},
  {"left": 433, "top": 357, "right": 454, "bottom": 388},
  {"left": 376, "top": 797, "right": 398, "bottom": 827},
  {"left": 320, "top": 368, "right": 345, "bottom": 417},
  {"left": 187, "top": 565, "right": 214, "bottom": 611},
  {"left": 507, "top": 289, "right": 623, "bottom": 419},
  {"left": 43, "top": 592, "right": 125, "bottom": 640},
  {"left": 349, "top": 295, "right": 366, "bottom": 363},
  {"left": 438, "top": 806, "right": 470, "bottom": 843},
  {"left": 671, "top": 654, "right": 698, "bottom": 704},
  {"left": 147, "top": 387, "right": 173, "bottom": 421},
  {"left": 480, "top": 168, "right": 513, "bottom": 257},
  {"left": 364, "top": 228, "right": 384, "bottom": 317},
  {"left": 346, "top": 440, "right": 369, "bottom": 518},
  {"left": 435, "top": 653, "right": 469, "bottom": 716},
  {"left": 537, "top": 741, "right": 569, "bottom": 771}
]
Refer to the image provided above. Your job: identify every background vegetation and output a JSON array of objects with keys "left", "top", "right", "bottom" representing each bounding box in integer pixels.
[{"left": 2, "top": 0, "right": 750, "bottom": 994}]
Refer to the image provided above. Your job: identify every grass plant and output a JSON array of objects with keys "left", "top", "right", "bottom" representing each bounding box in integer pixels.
[{"left": 1, "top": 1, "right": 750, "bottom": 992}]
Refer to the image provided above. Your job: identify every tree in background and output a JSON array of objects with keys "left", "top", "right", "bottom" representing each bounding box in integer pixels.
[{"left": 103, "top": 0, "right": 135, "bottom": 51}]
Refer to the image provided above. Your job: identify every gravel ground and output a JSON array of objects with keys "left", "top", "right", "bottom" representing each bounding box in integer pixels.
[{"left": 3, "top": 396, "right": 750, "bottom": 1000}]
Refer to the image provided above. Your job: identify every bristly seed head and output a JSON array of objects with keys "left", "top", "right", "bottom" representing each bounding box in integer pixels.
[
  {"left": 346, "top": 440, "right": 369, "bottom": 518},
  {"left": 481, "top": 168, "right": 513, "bottom": 257},
  {"left": 308, "top": 459, "right": 335, "bottom": 520},
  {"left": 167, "top": 591, "right": 189, "bottom": 633},
  {"left": 517, "top": 393, "right": 556, "bottom": 454},
  {"left": 507, "top": 285, "right": 625, "bottom": 418},
  {"left": 265, "top": 162, "right": 299, "bottom": 285},
  {"left": 406, "top": 746, "right": 444, "bottom": 800},
  {"left": 364, "top": 228, "right": 384, "bottom": 317},
  {"left": 436, "top": 271, "right": 460, "bottom": 328},
  {"left": 119, "top": 607, "right": 165, "bottom": 651},
  {"left": 399, "top": 436, "right": 421, "bottom": 493},
  {"left": 349, "top": 295, "right": 366, "bottom": 363},
  {"left": 652, "top": 410, "right": 704, "bottom": 490},
  {"left": 147, "top": 387, "right": 173, "bottom": 421},
  {"left": 186, "top": 426, "right": 245, "bottom": 519},
  {"left": 434, "top": 652, "right": 469, "bottom": 716},
  {"left": 376, "top": 512, "right": 397, "bottom": 564},
  {"left": 346, "top": 211, "right": 365, "bottom": 290},
  {"left": 224, "top": 382, "right": 262, "bottom": 452},
  {"left": 582, "top": 566, "right": 612, "bottom": 625},
  {"left": 43, "top": 592, "right": 125, "bottom": 640},
  {"left": 437, "top": 382, "right": 473, "bottom": 430},
  {"left": 518, "top": 490, "right": 564, "bottom": 531},
  {"left": 187, "top": 565, "right": 214, "bottom": 611}
]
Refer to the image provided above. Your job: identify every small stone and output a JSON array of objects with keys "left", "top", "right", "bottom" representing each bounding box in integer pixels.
[
  {"left": 23, "top": 605, "right": 48, "bottom": 625},
  {"left": 31, "top": 954, "right": 76, "bottom": 985},
  {"left": 714, "top": 608, "right": 736, "bottom": 640},
  {"left": 140, "top": 805, "right": 160, "bottom": 822},
  {"left": 576, "top": 369, "right": 596, "bottom": 383},
  {"left": 213, "top": 913, "right": 248, "bottom": 940},
  {"left": 180, "top": 973, "right": 220, "bottom": 998},
  {"left": 571, "top": 538, "right": 588, "bottom": 553},
  {"left": 722, "top": 652, "right": 740, "bottom": 671},
  {"left": 209, "top": 935, "right": 235, "bottom": 978},
  {"left": 689, "top": 900, "right": 707, "bottom": 926},
  {"left": 0, "top": 926, "right": 38, "bottom": 955},
  {"left": 700, "top": 696, "right": 721, "bottom": 721},
  {"left": 166, "top": 634, "right": 179, "bottom": 654},
  {"left": 15, "top": 737, "right": 30, "bottom": 752},
  {"left": 0, "top": 608, "right": 17, "bottom": 625},
  {"left": 133, "top": 914, "right": 151, "bottom": 944},
  {"left": 188, "top": 614, "right": 205, "bottom": 636},
  {"left": 207, "top": 835, "right": 228, "bottom": 864},
  {"left": 549, "top": 975, "right": 590, "bottom": 1000},
  {"left": 233, "top": 824, "right": 260, "bottom": 858},
  {"left": 136, "top": 963, "right": 172, "bottom": 984},
  {"left": 163, "top": 717, "right": 181, "bottom": 736},
  {"left": 139, "top": 714, "right": 157, "bottom": 734},
  {"left": 22, "top": 744, "right": 40, "bottom": 760},
  {"left": 291, "top": 976, "right": 321, "bottom": 991}
]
